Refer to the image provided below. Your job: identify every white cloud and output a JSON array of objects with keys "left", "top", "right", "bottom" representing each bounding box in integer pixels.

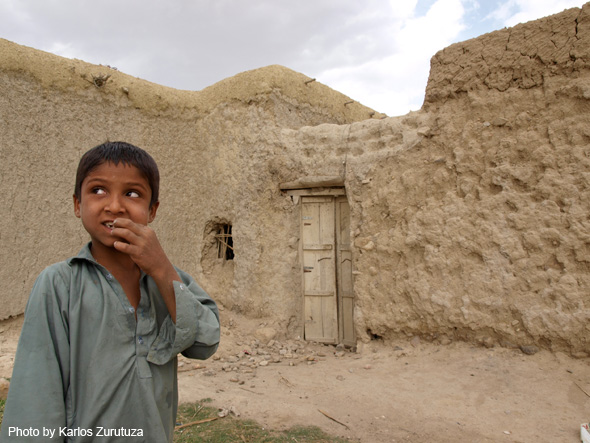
[
  {"left": 485, "top": 0, "right": 517, "bottom": 22},
  {"left": 388, "top": 0, "right": 419, "bottom": 19},
  {"left": 400, "top": 0, "right": 466, "bottom": 55},
  {"left": 318, "top": 0, "right": 467, "bottom": 116},
  {"left": 0, "top": 0, "right": 34, "bottom": 43},
  {"left": 498, "top": 0, "right": 584, "bottom": 27},
  {"left": 45, "top": 42, "right": 78, "bottom": 60}
]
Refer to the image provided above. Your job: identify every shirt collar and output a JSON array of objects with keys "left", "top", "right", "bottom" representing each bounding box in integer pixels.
[
  {"left": 67, "top": 242, "right": 148, "bottom": 280},
  {"left": 67, "top": 242, "right": 95, "bottom": 265}
]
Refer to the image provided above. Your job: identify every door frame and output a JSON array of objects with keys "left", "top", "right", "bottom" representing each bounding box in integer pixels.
[{"left": 284, "top": 186, "right": 355, "bottom": 346}]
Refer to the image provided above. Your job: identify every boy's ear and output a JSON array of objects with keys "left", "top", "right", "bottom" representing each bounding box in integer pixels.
[
  {"left": 148, "top": 201, "right": 159, "bottom": 224},
  {"left": 73, "top": 194, "right": 81, "bottom": 218}
]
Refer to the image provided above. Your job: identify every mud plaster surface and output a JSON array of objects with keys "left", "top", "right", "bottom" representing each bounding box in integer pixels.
[{"left": 0, "top": 313, "right": 588, "bottom": 442}]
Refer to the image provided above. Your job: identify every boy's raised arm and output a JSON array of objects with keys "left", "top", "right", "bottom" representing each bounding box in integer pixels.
[
  {"left": 106, "top": 216, "right": 219, "bottom": 365},
  {"left": 111, "top": 217, "right": 181, "bottom": 322}
]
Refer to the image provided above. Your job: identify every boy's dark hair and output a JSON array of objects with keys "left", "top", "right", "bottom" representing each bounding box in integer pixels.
[{"left": 75, "top": 141, "right": 160, "bottom": 207}]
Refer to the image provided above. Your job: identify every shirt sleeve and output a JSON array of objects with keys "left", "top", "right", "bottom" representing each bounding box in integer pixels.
[
  {"left": 147, "top": 270, "right": 220, "bottom": 365},
  {"left": 0, "top": 265, "right": 70, "bottom": 442}
]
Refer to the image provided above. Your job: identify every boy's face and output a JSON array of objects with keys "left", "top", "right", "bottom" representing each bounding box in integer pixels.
[{"left": 73, "top": 161, "right": 158, "bottom": 251}]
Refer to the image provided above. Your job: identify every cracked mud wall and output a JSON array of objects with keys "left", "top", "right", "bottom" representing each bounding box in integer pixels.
[
  {"left": 342, "top": 3, "right": 590, "bottom": 354},
  {"left": 1, "top": 3, "right": 589, "bottom": 356}
]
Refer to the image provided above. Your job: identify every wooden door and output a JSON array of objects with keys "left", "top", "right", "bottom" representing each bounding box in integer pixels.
[
  {"left": 300, "top": 195, "right": 354, "bottom": 345},
  {"left": 301, "top": 196, "right": 337, "bottom": 343}
]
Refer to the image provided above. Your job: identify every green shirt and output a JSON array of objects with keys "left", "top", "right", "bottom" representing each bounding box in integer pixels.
[{"left": 1, "top": 244, "right": 220, "bottom": 442}]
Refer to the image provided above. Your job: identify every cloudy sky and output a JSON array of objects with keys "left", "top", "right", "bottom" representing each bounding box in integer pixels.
[{"left": 0, "top": 0, "right": 585, "bottom": 116}]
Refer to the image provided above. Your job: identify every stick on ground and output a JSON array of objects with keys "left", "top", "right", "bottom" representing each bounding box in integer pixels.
[
  {"left": 175, "top": 417, "right": 220, "bottom": 430},
  {"left": 318, "top": 409, "right": 350, "bottom": 430},
  {"left": 575, "top": 381, "right": 590, "bottom": 398}
]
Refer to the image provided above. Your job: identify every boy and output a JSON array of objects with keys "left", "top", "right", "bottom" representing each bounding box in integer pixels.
[{"left": 1, "top": 141, "right": 220, "bottom": 442}]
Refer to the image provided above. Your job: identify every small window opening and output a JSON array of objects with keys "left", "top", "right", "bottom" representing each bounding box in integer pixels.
[{"left": 215, "top": 224, "right": 234, "bottom": 260}]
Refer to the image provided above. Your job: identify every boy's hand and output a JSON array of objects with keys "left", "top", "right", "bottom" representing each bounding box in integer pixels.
[
  {"left": 111, "top": 218, "right": 172, "bottom": 277},
  {"left": 111, "top": 218, "right": 180, "bottom": 321}
]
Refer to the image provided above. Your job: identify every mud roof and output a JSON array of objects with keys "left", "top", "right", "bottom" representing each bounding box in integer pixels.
[{"left": 0, "top": 38, "right": 382, "bottom": 122}]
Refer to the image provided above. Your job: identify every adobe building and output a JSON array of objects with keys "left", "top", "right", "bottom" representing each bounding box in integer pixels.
[{"left": 1, "top": 3, "right": 589, "bottom": 356}]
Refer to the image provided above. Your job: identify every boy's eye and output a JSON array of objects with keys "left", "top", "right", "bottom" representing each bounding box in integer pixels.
[
  {"left": 92, "top": 188, "right": 106, "bottom": 195},
  {"left": 127, "top": 191, "right": 140, "bottom": 198}
]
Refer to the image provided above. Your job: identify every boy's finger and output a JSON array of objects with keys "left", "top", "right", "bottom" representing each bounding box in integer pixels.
[
  {"left": 113, "top": 240, "right": 132, "bottom": 254},
  {"left": 111, "top": 226, "right": 141, "bottom": 245},
  {"left": 113, "top": 218, "right": 142, "bottom": 232}
]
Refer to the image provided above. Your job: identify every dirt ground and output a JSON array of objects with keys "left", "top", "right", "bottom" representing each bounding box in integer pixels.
[{"left": 0, "top": 311, "right": 589, "bottom": 442}]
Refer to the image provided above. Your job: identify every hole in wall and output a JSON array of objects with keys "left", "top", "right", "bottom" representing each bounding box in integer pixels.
[
  {"left": 201, "top": 219, "right": 235, "bottom": 265},
  {"left": 366, "top": 329, "right": 383, "bottom": 341},
  {"left": 201, "top": 219, "right": 235, "bottom": 306},
  {"left": 202, "top": 219, "right": 235, "bottom": 263},
  {"left": 215, "top": 224, "right": 234, "bottom": 260}
]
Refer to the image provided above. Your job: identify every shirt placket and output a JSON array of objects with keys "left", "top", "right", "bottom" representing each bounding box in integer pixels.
[
  {"left": 135, "top": 278, "right": 153, "bottom": 378},
  {"left": 103, "top": 269, "right": 153, "bottom": 378}
]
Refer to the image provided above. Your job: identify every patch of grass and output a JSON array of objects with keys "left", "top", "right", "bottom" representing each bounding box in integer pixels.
[{"left": 174, "top": 400, "right": 351, "bottom": 442}]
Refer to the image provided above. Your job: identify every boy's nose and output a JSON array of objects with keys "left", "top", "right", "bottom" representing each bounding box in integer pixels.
[{"left": 105, "top": 195, "right": 125, "bottom": 213}]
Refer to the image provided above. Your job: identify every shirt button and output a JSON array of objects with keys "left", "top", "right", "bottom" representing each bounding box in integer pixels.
[
  {"left": 138, "top": 336, "right": 144, "bottom": 345},
  {"left": 129, "top": 307, "right": 135, "bottom": 314},
  {"left": 179, "top": 284, "right": 185, "bottom": 290},
  {"left": 106, "top": 273, "right": 113, "bottom": 281}
]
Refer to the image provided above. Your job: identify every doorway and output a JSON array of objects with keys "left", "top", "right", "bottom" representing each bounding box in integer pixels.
[{"left": 300, "top": 194, "right": 355, "bottom": 346}]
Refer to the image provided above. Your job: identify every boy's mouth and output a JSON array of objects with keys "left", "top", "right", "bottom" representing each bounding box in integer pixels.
[{"left": 104, "top": 222, "right": 115, "bottom": 230}]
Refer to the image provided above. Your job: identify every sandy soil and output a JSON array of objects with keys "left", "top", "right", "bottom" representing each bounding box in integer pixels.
[{"left": 1, "top": 312, "right": 589, "bottom": 442}]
